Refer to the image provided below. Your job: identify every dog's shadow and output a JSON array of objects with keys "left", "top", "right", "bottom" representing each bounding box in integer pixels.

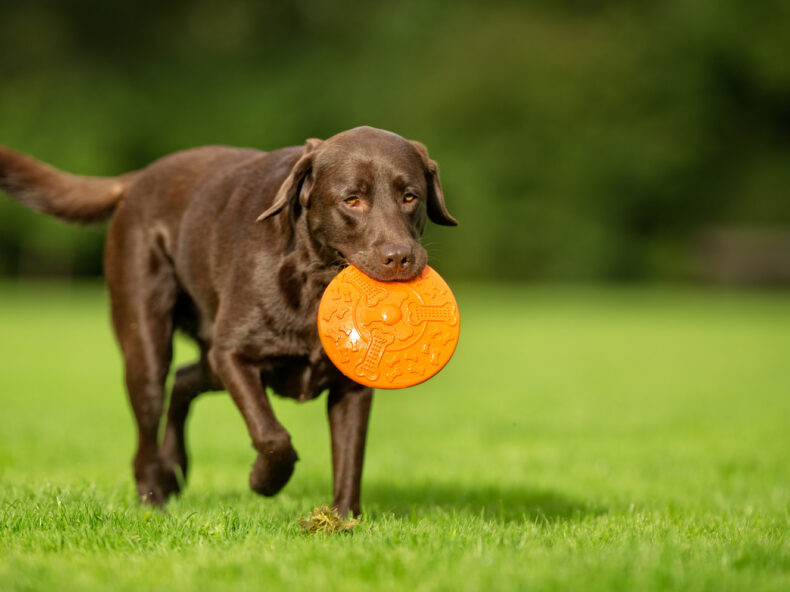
[
  {"left": 362, "top": 481, "right": 604, "bottom": 524},
  {"left": 175, "top": 481, "right": 603, "bottom": 525}
]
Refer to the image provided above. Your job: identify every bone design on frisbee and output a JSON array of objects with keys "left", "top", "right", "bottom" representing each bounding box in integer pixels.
[{"left": 318, "top": 265, "right": 460, "bottom": 389}]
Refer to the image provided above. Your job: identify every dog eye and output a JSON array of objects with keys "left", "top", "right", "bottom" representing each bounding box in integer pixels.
[
  {"left": 344, "top": 196, "right": 361, "bottom": 207},
  {"left": 403, "top": 193, "right": 417, "bottom": 204}
]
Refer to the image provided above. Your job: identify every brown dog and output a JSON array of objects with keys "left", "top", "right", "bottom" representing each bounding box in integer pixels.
[{"left": 0, "top": 126, "right": 457, "bottom": 516}]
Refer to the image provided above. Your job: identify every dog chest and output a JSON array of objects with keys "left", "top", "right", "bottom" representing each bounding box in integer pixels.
[{"left": 263, "top": 354, "right": 340, "bottom": 401}]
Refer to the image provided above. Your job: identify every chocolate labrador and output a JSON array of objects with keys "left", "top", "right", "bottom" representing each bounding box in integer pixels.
[{"left": 0, "top": 126, "right": 457, "bottom": 516}]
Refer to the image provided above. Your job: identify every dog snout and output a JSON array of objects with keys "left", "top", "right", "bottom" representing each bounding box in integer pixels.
[{"left": 378, "top": 243, "right": 415, "bottom": 274}]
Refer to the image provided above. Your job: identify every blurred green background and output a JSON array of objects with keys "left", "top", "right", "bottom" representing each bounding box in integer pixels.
[{"left": 1, "top": 0, "right": 789, "bottom": 282}]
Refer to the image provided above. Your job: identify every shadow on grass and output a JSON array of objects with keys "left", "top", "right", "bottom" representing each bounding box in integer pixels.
[
  {"left": 363, "top": 481, "right": 604, "bottom": 524},
  {"left": 169, "top": 480, "right": 603, "bottom": 525}
]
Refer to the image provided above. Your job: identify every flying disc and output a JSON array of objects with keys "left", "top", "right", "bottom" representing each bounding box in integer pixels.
[{"left": 318, "top": 265, "right": 460, "bottom": 389}]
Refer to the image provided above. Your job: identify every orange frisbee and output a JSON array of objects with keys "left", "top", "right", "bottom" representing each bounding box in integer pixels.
[{"left": 318, "top": 265, "right": 460, "bottom": 389}]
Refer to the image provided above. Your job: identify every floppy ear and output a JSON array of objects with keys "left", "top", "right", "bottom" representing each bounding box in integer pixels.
[
  {"left": 410, "top": 140, "right": 458, "bottom": 226},
  {"left": 257, "top": 138, "right": 323, "bottom": 222}
]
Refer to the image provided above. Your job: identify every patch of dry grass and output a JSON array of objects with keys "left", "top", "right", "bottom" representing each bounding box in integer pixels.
[{"left": 298, "top": 506, "right": 359, "bottom": 535}]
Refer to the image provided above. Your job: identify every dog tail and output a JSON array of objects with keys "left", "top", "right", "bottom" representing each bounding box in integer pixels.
[{"left": 0, "top": 146, "right": 132, "bottom": 223}]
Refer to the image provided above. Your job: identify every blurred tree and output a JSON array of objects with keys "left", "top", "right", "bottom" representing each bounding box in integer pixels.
[{"left": 1, "top": 0, "right": 788, "bottom": 280}]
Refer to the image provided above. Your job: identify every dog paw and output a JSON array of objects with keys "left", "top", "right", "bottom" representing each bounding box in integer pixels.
[
  {"left": 249, "top": 438, "right": 299, "bottom": 497},
  {"left": 134, "top": 459, "right": 182, "bottom": 506},
  {"left": 137, "top": 483, "right": 167, "bottom": 507},
  {"left": 158, "top": 462, "right": 183, "bottom": 497}
]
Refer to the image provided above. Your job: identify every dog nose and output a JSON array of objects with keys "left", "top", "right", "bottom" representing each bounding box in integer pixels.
[{"left": 378, "top": 243, "right": 414, "bottom": 273}]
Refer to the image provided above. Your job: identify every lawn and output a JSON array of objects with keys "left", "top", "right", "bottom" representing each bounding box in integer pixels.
[{"left": 0, "top": 281, "right": 788, "bottom": 591}]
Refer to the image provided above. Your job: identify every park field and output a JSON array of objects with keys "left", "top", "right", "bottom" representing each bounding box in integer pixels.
[{"left": 0, "top": 281, "right": 788, "bottom": 591}]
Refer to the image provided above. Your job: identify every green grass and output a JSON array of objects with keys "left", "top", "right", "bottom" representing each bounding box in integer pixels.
[{"left": 0, "top": 281, "right": 788, "bottom": 591}]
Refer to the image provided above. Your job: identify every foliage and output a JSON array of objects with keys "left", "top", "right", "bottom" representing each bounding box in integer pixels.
[{"left": 0, "top": 1, "right": 789, "bottom": 279}]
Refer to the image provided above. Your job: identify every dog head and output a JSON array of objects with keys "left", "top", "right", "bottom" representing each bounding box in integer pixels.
[{"left": 258, "top": 126, "right": 457, "bottom": 281}]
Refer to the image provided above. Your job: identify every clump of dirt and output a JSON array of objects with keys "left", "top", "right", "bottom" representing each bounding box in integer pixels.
[{"left": 299, "top": 505, "right": 359, "bottom": 535}]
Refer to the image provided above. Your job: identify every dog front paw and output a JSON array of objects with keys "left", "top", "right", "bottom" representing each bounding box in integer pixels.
[{"left": 249, "top": 437, "right": 299, "bottom": 497}]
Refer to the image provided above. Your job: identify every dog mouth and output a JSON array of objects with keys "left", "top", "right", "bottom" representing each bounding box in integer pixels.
[
  {"left": 340, "top": 252, "right": 426, "bottom": 283},
  {"left": 330, "top": 248, "right": 349, "bottom": 269}
]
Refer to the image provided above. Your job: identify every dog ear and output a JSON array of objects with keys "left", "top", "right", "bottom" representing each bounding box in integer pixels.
[
  {"left": 410, "top": 141, "right": 458, "bottom": 226},
  {"left": 257, "top": 138, "right": 323, "bottom": 222}
]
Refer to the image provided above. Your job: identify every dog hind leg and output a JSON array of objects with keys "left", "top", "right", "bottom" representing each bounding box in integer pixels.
[
  {"left": 105, "top": 222, "right": 179, "bottom": 506},
  {"left": 159, "top": 356, "right": 220, "bottom": 493}
]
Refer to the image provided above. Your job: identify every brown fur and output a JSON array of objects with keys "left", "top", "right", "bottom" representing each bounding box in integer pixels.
[{"left": 0, "top": 126, "right": 456, "bottom": 516}]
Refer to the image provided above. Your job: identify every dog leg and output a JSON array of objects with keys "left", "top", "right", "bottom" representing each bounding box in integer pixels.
[
  {"left": 105, "top": 222, "right": 178, "bottom": 506},
  {"left": 327, "top": 384, "right": 373, "bottom": 517},
  {"left": 208, "top": 348, "right": 299, "bottom": 496},
  {"left": 159, "top": 358, "right": 219, "bottom": 493},
  {"left": 112, "top": 303, "right": 175, "bottom": 506}
]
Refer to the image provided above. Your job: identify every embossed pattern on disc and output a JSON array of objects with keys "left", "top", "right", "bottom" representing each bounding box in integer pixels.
[{"left": 318, "top": 265, "right": 460, "bottom": 389}]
